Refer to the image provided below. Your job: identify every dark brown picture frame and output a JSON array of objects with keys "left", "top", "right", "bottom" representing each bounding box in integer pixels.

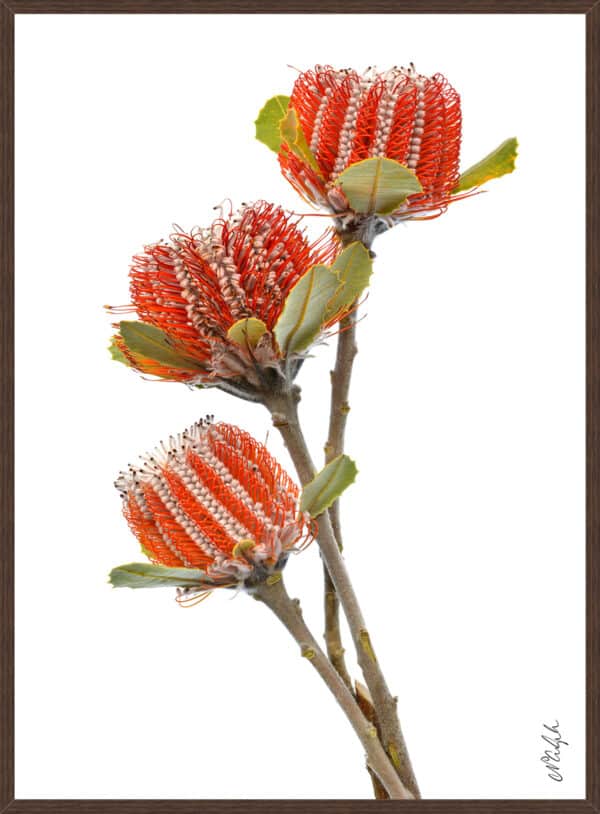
[{"left": 1, "top": 1, "right": 598, "bottom": 812}]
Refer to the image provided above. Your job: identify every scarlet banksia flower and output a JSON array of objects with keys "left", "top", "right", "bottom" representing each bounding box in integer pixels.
[
  {"left": 280, "top": 64, "right": 462, "bottom": 222},
  {"left": 111, "top": 418, "right": 315, "bottom": 598},
  {"left": 109, "top": 201, "right": 371, "bottom": 401},
  {"left": 255, "top": 64, "right": 517, "bottom": 242}
]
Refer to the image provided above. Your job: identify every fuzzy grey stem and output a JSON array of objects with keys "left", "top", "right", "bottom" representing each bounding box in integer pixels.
[
  {"left": 264, "top": 386, "right": 316, "bottom": 484},
  {"left": 320, "top": 225, "right": 373, "bottom": 695},
  {"left": 252, "top": 576, "right": 412, "bottom": 800},
  {"left": 263, "top": 390, "right": 420, "bottom": 799},
  {"left": 322, "top": 309, "right": 358, "bottom": 692},
  {"left": 323, "top": 568, "right": 352, "bottom": 691},
  {"left": 325, "top": 312, "right": 358, "bottom": 496}
]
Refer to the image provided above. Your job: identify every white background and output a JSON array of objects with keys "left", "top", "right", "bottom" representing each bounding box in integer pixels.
[{"left": 15, "top": 14, "right": 585, "bottom": 800}]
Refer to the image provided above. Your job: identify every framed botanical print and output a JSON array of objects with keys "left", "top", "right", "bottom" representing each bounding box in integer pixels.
[{"left": 3, "top": 2, "right": 598, "bottom": 811}]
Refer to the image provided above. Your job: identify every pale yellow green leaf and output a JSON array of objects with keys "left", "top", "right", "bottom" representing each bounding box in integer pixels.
[
  {"left": 336, "top": 157, "right": 422, "bottom": 215},
  {"left": 255, "top": 95, "right": 290, "bottom": 153},
  {"left": 300, "top": 454, "right": 358, "bottom": 518},
  {"left": 119, "top": 321, "right": 202, "bottom": 372},
  {"left": 273, "top": 265, "right": 340, "bottom": 354},
  {"left": 227, "top": 317, "right": 268, "bottom": 349},
  {"left": 326, "top": 242, "right": 373, "bottom": 317},
  {"left": 280, "top": 107, "right": 323, "bottom": 176},
  {"left": 109, "top": 562, "right": 207, "bottom": 589},
  {"left": 108, "top": 336, "right": 129, "bottom": 366},
  {"left": 453, "top": 137, "right": 518, "bottom": 193}
]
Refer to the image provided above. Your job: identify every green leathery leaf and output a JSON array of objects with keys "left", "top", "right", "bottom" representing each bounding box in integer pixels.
[
  {"left": 119, "top": 321, "right": 202, "bottom": 372},
  {"left": 336, "top": 157, "right": 422, "bottom": 215},
  {"left": 279, "top": 107, "right": 322, "bottom": 176},
  {"left": 273, "top": 264, "right": 340, "bottom": 354},
  {"left": 453, "top": 137, "right": 518, "bottom": 193},
  {"left": 109, "top": 562, "right": 208, "bottom": 589},
  {"left": 108, "top": 336, "right": 130, "bottom": 366},
  {"left": 300, "top": 455, "right": 358, "bottom": 518},
  {"left": 325, "top": 242, "right": 373, "bottom": 317},
  {"left": 255, "top": 95, "right": 290, "bottom": 153},
  {"left": 227, "top": 317, "right": 268, "bottom": 349}
]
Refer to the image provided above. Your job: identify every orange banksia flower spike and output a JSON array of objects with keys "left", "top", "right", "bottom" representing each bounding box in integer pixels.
[
  {"left": 109, "top": 200, "right": 374, "bottom": 399},
  {"left": 280, "top": 65, "right": 462, "bottom": 223},
  {"left": 254, "top": 64, "right": 517, "bottom": 244},
  {"left": 110, "top": 203, "right": 329, "bottom": 394},
  {"left": 110, "top": 417, "right": 315, "bottom": 599}
]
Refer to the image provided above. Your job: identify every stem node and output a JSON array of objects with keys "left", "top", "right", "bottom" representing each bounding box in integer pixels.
[
  {"left": 253, "top": 577, "right": 412, "bottom": 800},
  {"left": 388, "top": 741, "right": 401, "bottom": 770},
  {"left": 359, "top": 628, "right": 378, "bottom": 664},
  {"left": 270, "top": 411, "right": 288, "bottom": 429},
  {"left": 263, "top": 386, "right": 420, "bottom": 798}
]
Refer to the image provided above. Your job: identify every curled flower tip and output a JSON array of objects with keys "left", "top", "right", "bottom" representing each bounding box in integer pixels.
[
  {"left": 276, "top": 65, "right": 467, "bottom": 237},
  {"left": 113, "top": 420, "right": 316, "bottom": 598},
  {"left": 109, "top": 201, "right": 347, "bottom": 401}
]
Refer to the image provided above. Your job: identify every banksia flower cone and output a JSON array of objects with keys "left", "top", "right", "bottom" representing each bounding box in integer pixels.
[
  {"left": 279, "top": 64, "right": 463, "bottom": 223},
  {"left": 111, "top": 419, "right": 314, "bottom": 596},
  {"left": 109, "top": 201, "right": 352, "bottom": 400}
]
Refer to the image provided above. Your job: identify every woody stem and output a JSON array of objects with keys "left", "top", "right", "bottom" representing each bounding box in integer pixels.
[
  {"left": 263, "top": 388, "right": 420, "bottom": 800},
  {"left": 321, "top": 228, "right": 374, "bottom": 696},
  {"left": 252, "top": 576, "right": 412, "bottom": 800},
  {"left": 322, "top": 310, "right": 358, "bottom": 693}
]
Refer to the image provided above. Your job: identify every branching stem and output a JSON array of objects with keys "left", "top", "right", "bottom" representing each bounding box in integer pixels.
[
  {"left": 263, "top": 388, "right": 420, "bottom": 799},
  {"left": 253, "top": 576, "right": 412, "bottom": 800},
  {"left": 321, "top": 227, "right": 372, "bottom": 695}
]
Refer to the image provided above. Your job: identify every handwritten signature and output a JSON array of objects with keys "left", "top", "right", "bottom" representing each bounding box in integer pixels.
[{"left": 540, "top": 721, "right": 568, "bottom": 782}]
